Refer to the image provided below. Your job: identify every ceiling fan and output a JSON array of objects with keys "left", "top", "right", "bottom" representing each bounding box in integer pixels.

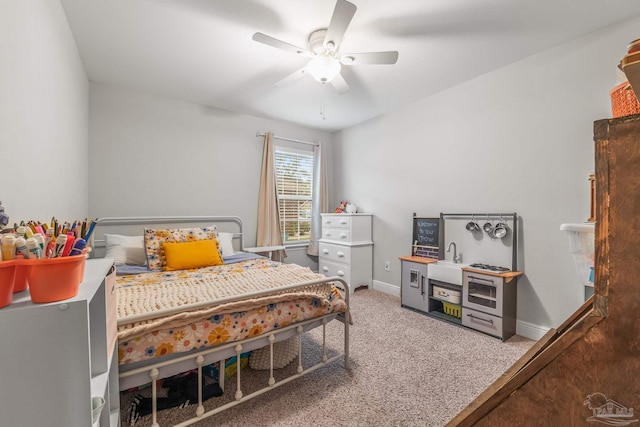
[{"left": 252, "top": 0, "right": 399, "bottom": 94}]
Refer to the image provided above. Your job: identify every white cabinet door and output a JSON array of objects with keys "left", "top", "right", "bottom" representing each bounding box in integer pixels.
[{"left": 401, "top": 260, "right": 429, "bottom": 312}]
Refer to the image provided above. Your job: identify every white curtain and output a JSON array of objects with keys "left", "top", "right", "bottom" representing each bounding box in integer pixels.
[
  {"left": 307, "top": 143, "right": 328, "bottom": 256},
  {"left": 256, "top": 132, "right": 286, "bottom": 259}
]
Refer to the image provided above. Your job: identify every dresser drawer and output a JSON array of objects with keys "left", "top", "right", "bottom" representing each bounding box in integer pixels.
[
  {"left": 319, "top": 242, "right": 351, "bottom": 264},
  {"left": 322, "top": 215, "right": 351, "bottom": 229},
  {"left": 462, "top": 307, "right": 503, "bottom": 338},
  {"left": 322, "top": 228, "right": 351, "bottom": 242},
  {"left": 319, "top": 259, "right": 351, "bottom": 284}
]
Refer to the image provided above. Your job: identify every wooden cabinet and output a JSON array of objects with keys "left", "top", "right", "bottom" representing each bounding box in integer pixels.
[
  {"left": 319, "top": 213, "right": 373, "bottom": 293},
  {"left": 0, "top": 259, "right": 118, "bottom": 427}
]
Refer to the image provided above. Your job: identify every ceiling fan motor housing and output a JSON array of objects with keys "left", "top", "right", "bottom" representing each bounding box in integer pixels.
[{"left": 309, "top": 29, "right": 333, "bottom": 55}]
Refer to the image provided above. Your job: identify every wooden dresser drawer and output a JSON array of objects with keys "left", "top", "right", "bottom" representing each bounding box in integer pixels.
[
  {"left": 319, "top": 259, "right": 351, "bottom": 283},
  {"left": 322, "top": 215, "right": 351, "bottom": 229},
  {"left": 321, "top": 228, "right": 352, "bottom": 243},
  {"left": 319, "top": 242, "right": 351, "bottom": 264}
]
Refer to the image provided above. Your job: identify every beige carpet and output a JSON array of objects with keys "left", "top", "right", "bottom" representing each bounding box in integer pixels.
[{"left": 120, "top": 288, "right": 534, "bottom": 426}]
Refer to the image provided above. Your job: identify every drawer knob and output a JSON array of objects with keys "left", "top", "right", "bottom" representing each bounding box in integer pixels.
[
  {"left": 322, "top": 266, "right": 329, "bottom": 272},
  {"left": 337, "top": 251, "right": 345, "bottom": 258},
  {"left": 339, "top": 219, "right": 347, "bottom": 224},
  {"left": 322, "top": 249, "right": 329, "bottom": 254},
  {"left": 337, "top": 270, "right": 345, "bottom": 276},
  {"left": 339, "top": 233, "right": 347, "bottom": 239}
]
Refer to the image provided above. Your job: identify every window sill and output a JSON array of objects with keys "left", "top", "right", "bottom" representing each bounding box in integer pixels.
[{"left": 284, "top": 242, "right": 310, "bottom": 249}]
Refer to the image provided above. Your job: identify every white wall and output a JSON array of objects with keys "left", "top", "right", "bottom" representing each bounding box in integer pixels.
[
  {"left": 88, "top": 83, "right": 333, "bottom": 269},
  {"left": 332, "top": 16, "right": 640, "bottom": 336},
  {"left": 0, "top": 0, "right": 89, "bottom": 222}
]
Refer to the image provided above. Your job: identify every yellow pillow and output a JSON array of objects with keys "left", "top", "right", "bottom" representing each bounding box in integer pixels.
[{"left": 162, "top": 239, "right": 223, "bottom": 271}]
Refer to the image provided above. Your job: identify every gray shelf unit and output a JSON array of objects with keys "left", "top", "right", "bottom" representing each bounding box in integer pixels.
[{"left": 0, "top": 258, "right": 118, "bottom": 427}]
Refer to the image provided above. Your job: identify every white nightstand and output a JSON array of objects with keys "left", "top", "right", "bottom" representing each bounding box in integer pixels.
[{"left": 244, "top": 245, "right": 286, "bottom": 261}]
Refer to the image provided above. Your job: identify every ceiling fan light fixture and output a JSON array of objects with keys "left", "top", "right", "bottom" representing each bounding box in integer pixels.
[{"left": 307, "top": 55, "right": 341, "bottom": 83}]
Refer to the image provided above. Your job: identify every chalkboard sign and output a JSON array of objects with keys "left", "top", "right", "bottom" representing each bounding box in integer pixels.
[{"left": 413, "top": 216, "right": 440, "bottom": 248}]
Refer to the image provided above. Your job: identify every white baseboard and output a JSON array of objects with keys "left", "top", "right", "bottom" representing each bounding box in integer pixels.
[
  {"left": 370, "top": 280, "right": 549, "bottom": 341},
  {"left": 516, "top": 319, "right": 550, "bottom": 341},
  {"left": 371, "top": 280, "right": 400, "bottom": 297}
]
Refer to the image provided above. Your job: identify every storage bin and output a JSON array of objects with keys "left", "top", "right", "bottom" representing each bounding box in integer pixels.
[
  {"left": 432, "top": 285, "right": 461, "bottom": 304},
  {"left": 442, "top": 302, "right": 461, "bottom": 319},
  {"left": 13, "top": 262, "right": 28, "bottom": 293},
  {"left": 0, "top": 261, "right": 17, "bottom": 308},
  {"left": 26, "top": 255, "right": 86, "bottom": 303},
  {"left": 610, "top": 82, "right": 640, "bottom": 118},
  {"left": 560, "top": 223, "right": 594, "bottom": 287}
]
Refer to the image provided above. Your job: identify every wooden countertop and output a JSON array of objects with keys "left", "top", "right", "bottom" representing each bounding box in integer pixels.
[
  {"left": 398, "top": 255, "right": 438, "bottom": 265},
  {"left": 462, "top": 267, "right": 524, "bottom": 283},
  {"left": 398, "top": 256, "right": 523, "bottom": 283}
]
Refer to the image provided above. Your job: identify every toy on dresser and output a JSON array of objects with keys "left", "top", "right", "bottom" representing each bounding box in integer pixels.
[{"left": 334, "top": 200, "right": 358, "bottom": 214}]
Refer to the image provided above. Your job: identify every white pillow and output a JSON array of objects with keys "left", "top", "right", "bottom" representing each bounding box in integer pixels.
[
  {"left": 217, "top": 232, "right": 235, "bottom": 257},
  {"left": 104, "top": 234, "right": 147, "bottom": 266}
]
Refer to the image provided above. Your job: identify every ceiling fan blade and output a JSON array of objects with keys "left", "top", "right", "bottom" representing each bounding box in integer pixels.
[
  {"left": 323, "top": 0, "right": 357, "bottom": 51},
  {"left": 274, "top": 67, "right": 308, "bottom": 87},
  {"left": 341, "top": 51, "right": 399, "bottom": 65},
  {"left": 252, "top": 32, "right": 308, "bottom": 55},
  {"left": 330, "top": 72, "right": 350, "bottom": 94}
]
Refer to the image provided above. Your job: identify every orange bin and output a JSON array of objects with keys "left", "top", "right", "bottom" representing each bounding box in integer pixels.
[
  {"left": 13, "top": 261, "right": 29, "bottom": 293},
  {"left": 0, "top": 261, "right": 17, "bottom": 308},
  {"left": 26, "top": 255, "right": 86, "bottom": 303}
]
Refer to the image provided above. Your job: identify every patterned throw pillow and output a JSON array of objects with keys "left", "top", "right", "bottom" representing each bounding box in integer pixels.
[{"left": 144, "top": 226, "right": 219, "bottom": 271}]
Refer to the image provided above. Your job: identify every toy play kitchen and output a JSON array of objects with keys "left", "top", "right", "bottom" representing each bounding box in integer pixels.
[{"left": 400, "top": 212, "right": 523, "bottom": 340}]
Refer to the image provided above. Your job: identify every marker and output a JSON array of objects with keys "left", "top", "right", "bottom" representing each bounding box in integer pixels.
[
  {"left": 33, "top": 233, "right": 45, "bottom": 250},
  {"left": 15, "top": 237, "right": 30, "bottom": 259},
  {"left": 45, "top": 237, "right": 56, "bottom": 258},
  {"left": 44, "top": 228, "right": 55, "bottom": 257},
  {"left": 84, "top": 219, "right": 97, "bottom": 243},
  {"left": 26, "top": 237, "right": 42, "bottom": 259},
  {"left": 69, "top": 238, "right": 87, "bottom": 256},
  {"left": 15, "top": 226, "right": 27, "bottom": 239},
  {"left": 53, "top": 234, "right": 67, "bottom": 258},
  {"left": 61, "top": 235, "right": 75, "bottom": 257},
  {"left": 1, "top": 235, "right": 15, "bottom": 260}
]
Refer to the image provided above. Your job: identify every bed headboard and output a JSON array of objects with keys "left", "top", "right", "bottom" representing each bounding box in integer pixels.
[{"left": 89, "top": 216, "right": 244, "bottom": 259}]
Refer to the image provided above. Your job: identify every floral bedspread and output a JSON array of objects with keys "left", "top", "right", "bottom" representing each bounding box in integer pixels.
[{"left": 116, "top": 259, "right": 347, "bottom": 365}]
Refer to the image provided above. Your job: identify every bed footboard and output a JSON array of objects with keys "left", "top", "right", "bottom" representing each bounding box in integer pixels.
[{"left": 122, "top": 278, "right": 350, "bottom": 427}]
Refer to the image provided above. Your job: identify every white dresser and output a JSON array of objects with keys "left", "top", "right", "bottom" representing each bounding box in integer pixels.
[{"left": 319, "top": 213, "right": 373, "bottom": 293}]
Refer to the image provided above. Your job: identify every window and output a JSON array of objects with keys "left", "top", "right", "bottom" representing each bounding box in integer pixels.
[{"left": 275, "top": 147, "right": 313, "bottom": 244}]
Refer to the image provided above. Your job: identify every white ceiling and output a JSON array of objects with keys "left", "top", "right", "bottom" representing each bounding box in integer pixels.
[{"left": 60, "top": 0, "right": 640, "bottom": 132}]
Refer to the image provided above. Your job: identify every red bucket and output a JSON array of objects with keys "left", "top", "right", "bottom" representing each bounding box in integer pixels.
[
  {"left": 26, "top": 255, "right": 86, "bottom": 303},
  {"left": 0, "top": 261, "right": 17, "bottom": 308}
]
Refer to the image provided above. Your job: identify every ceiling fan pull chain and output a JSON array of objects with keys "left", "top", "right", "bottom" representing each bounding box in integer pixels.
[{"left": 320, "top": 82, "right": 327, "bottom": 120}]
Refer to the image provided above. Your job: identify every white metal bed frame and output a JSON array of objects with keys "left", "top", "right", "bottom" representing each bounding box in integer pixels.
[{"left": 91, "top": 216, "right": 351, "bottom": 426}]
